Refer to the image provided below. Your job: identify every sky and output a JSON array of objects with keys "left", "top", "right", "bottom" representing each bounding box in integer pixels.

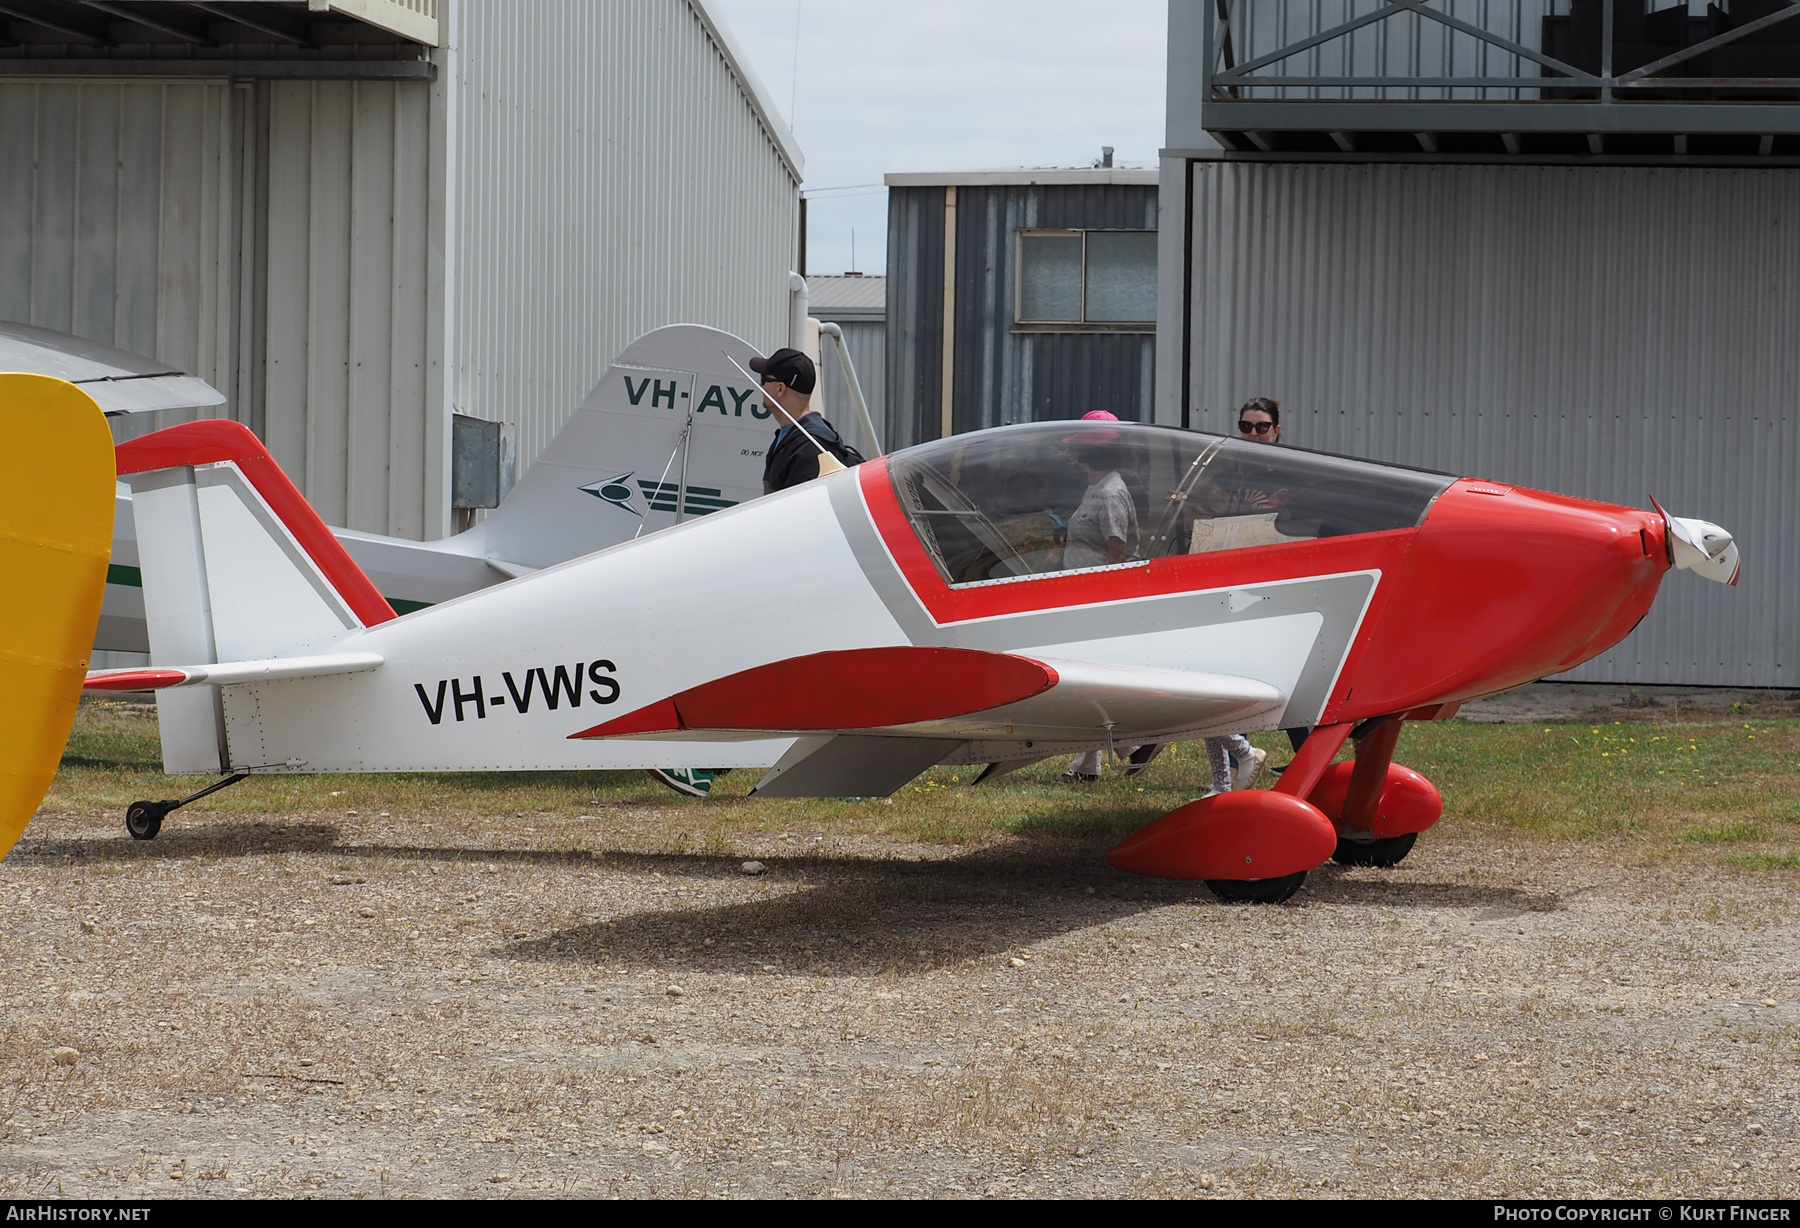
[{"left": 707, "top": 0, "right": 1167, "bottom": 277}]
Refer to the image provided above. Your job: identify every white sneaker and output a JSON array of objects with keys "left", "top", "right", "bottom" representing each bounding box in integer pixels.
[{"left": 1230, "top": 746, "right": 1268, "bottom": 790}]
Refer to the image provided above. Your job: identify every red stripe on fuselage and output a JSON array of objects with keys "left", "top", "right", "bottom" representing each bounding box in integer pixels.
[
  {"left": 115, "top": 421, "right": 397, "bottom": 628},
  {"left": 570, "top": 646, "right": 1058, "bottom": 739}
]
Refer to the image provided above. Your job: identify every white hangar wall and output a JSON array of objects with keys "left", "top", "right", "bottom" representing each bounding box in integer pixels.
[
  {"left": 264, "top": 79, "right": 436, "bottom": 539},
  {"left": 449, "top": 0, "right": 802, "bottom": 476},
  {"left": 1158, "top": 157, "right": 1799, "bottom": 687},
  {"left": 0, "top": 80, "right": 246, "bottom": 418},
  {"left": 246, "top": 0, "right": 802, "bottom": 538},
  {"left": 0, "top": 0, "right": 798, "bottom": 542}
]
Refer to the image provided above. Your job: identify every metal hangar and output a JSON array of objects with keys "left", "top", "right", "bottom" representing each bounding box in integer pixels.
[
  {"left": 1, "top": 0, "right": 802, "bottom": 540},
  {"left": 1158, "top": 0, "right": 1800, "bottom": 686}
]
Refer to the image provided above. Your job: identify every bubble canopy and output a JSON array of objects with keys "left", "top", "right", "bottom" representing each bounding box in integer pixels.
[{"left": 885, "top": 421, "right": 1455, "bottom": 588}]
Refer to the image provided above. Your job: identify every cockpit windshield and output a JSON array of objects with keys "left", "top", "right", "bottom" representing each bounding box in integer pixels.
[{"left": 886, "top": 421, "right": 1454, "bottom": 587}]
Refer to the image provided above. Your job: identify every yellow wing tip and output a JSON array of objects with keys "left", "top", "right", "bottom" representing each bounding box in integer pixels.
[{"left": 0, "top": 375, "right": 114, "bottom": 860}]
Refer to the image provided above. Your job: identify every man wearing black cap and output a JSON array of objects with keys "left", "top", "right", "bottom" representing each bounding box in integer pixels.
[
  {"left": 644, "top": 348, "right": 856, "bottom": 801},
  {"left": 751, "top": 346, "right": 858, "bottom": 493}
]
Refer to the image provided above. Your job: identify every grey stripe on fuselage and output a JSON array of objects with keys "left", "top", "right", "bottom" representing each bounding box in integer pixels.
[{"left": 827, "top": 474, "right": 1378, "bottom": 730}]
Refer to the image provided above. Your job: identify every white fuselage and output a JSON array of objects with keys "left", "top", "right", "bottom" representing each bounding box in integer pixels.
[
  {"left": 220, "top": 478, "right": 889, "bottom": 772},
  {"left": 209, "top": 466, "right": 1350, "bottom": 775}
]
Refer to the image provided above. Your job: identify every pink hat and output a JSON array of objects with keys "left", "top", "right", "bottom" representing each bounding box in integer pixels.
[{"left": 1065, "top": 409, "right": 1123, "bottom": 444}]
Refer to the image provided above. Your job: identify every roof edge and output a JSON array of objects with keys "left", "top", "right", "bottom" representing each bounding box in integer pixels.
[
  {"left": 687, "top": 0, "right": 804, "bottom": 182},
  {"left": 884, "top": 168, "right": 1160, "bottom": 187}
]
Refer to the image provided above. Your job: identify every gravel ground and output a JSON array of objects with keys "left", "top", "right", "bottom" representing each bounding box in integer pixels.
[{"left": 1, "top": 792, "right": 1796, "bottom": 1199}]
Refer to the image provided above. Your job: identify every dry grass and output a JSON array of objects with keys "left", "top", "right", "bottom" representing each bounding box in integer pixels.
[
  {"left": 0, "top": 699, "right": 1796, "bottom": 1198},
  {"left": 53, "top": 700, "right": 1800, "bottom": 869}
]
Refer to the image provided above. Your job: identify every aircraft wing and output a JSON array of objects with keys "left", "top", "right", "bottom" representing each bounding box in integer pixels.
[
  {"left": 569, "top": 646, "right": 1284, "bottom": 745},
  {"left": 0, "top": 320, "right": 226, "bottom": 415}
]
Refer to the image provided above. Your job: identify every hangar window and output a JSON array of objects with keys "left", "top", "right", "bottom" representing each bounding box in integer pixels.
[
  {"left": 1016, "top": 230, "right": 1157, "bottom": 328},
  {"left": 887, "top": 421, "right": 1454, "bottom": 587}
]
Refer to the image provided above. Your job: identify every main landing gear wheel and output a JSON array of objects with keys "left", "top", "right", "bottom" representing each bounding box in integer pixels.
[
  {"left": 125, "top": 801, "right": 171, "bottom": 841},
  {"left": 1205, "top": 871, "right": 1307, "bottom": 904},
  {"left": 1331, "top": 831, "right": 1417, "bottom": 868}
]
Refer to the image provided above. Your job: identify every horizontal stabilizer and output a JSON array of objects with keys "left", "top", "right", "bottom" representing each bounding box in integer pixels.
[{"left": 84, "top": 651, "right": 384, "bottom": 692}]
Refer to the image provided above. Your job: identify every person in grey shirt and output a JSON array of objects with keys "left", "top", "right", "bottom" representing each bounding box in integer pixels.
[
  {"left": 1061, "top": 420, "right": 1137, "bottom": 570},
  {"left": 1056, "top": 414, "right": 1140, "bottom": 784}
]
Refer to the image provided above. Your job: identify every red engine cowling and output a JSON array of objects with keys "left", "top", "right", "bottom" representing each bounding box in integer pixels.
[
  {"left": 1306, "top": 761, "right": 1443, "bottom": 839},
  {"left": 1108, "top": 791, "right": 1338, "bottom": 881}
]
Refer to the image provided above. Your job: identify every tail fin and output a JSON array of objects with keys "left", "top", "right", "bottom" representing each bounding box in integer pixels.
[
  {"left": 116, "top": 421, "right": 395, "bottom": 772},
  {"left": 465, "top": 324, "right": 775, "bottom": 569},
  {"left": 0, "top": 374, "right": 115, "bottom": 858}
]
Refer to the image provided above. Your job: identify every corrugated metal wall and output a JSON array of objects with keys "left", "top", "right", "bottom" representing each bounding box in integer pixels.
[
  {"left": 1180, "top": 158, "right": 1798, "bottom": 686},
  {"left": 3, "top": 0, "right": 801, "bottom": 544},
  {"left": 0, "top": 79, "right": 250, "bottom": 428},
  {"left": 815, "top": 316, "right": 885, "bottom": 458},
  {"left": 885, "top": 185, "right": 947, "bottom": 450},
  {"left": 0, "top": 77, "right": 440, "bottom": 538},
  {"left": 886, "top": 183, "right": 1158, "bottom": 449},
  {"left": 449, "top": 0, "right": 800, "bottom": 473},
  {"left": 264, "top": 80, "right": 434, "bottom": 538}
]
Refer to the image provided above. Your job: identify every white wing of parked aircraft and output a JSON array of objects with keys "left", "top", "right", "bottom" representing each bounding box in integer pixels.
[
  {"left": 0, "top": 320, "right": 228, "bottom": 417},
  {"left": 97, "top": 324, "right": 783, "bottom": 651}
]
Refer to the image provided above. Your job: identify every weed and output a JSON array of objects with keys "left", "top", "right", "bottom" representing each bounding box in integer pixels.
[
  {"left": 1727, "top": 853, "right": 1800, "bottom": 870},
  {"left": 1685, "top": 823, "right": 1763, "bottom": 844}
]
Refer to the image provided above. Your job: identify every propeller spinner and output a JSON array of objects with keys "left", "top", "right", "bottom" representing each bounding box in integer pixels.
[{"left": 1651, "top": 496, "right": 1740, "bottom": 586}]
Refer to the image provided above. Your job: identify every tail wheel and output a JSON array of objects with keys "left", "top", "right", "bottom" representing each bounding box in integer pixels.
[
  {"left": 1205, "top": 871, "right": 1306, "bottom": 905},
  {"left": 124, "top": 802, "right": 165, "bottom": 841},
  {"left": 1331, "top": 831, "right": 1417, "bottom": 868}
]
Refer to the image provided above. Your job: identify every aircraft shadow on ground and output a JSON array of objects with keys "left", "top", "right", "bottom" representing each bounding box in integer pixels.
[
  {"left": 498, "top": 849, "right": 1563, "bottom": 977},
  {"left": 17, "top": 819, "right": 1560, "bottom": 975}
]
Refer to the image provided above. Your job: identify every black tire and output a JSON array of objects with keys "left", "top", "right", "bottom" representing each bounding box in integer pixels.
[
  {"left": 1331, "top": 831, "right": 1417, "bottom": 868},
  {"left": 125, "top": 802, "right": 165, "bottom": 841},
  {"left": 1205, "top": 871, "right": 1307, "bottom": 904}
]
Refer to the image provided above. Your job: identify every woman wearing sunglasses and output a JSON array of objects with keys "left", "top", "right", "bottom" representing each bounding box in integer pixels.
[{"left": 1237, "top": 396, "right": 1282, "bottom": 443}]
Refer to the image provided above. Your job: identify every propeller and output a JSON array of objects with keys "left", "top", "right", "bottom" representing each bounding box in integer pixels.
[{"left": 1650, "top": 496, "right": 1740, "bottom": 586}]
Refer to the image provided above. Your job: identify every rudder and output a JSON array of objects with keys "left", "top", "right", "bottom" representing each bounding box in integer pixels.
[{"left": 117, "top": 421, "right": 395, "bottom": 772}]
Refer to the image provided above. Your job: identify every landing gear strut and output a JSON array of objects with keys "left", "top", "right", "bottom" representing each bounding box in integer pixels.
[{"left": 124, "top": 773, "right": 249, "bottom": 840}]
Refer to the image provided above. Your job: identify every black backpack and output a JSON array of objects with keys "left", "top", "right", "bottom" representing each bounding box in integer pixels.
[
  {"left": 822, "top": 435, "right": 866, "bottom": 467},
  {"left": 814, "top": 417, "right": 865, "bottom": 467}
]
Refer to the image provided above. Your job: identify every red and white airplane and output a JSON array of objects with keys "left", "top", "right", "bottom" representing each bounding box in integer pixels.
[{"left": 1, "top": 372, "right": 1739, "bottom": 901}]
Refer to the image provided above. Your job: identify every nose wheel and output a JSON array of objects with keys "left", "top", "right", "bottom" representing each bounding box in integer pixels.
[
  {"left": 123, "top": 773, "right": 249, "bottom": 840},
  {"left": 1331, "top": 831, "right": 1418, "bottom": 867},
  {"left": 1205, "top": 871, "right": 1307, "bottom": 904}
]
